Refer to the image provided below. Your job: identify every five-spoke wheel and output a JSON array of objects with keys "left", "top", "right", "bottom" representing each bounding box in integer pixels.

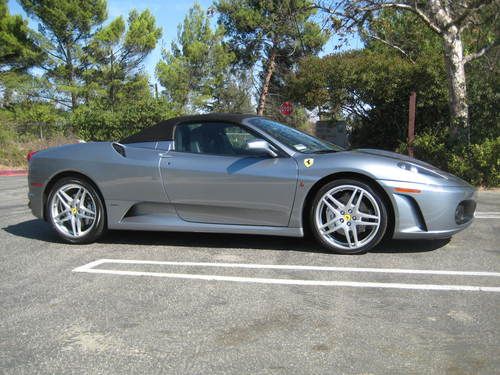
[
  {"left": 47, "top": 177, "right": 106, "bottom": 243},
  {"left": 311, "top": 179, "right": 387, "bottom": 254}
]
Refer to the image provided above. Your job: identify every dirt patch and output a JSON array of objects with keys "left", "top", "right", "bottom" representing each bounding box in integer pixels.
[{"left": 0, "top": 136, "right": 80, "bottom": 168}]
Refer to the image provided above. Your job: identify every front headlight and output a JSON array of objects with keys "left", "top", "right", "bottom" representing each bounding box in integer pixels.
[{"left": 397, "top": 162, "right": 447, "bottom": 179}]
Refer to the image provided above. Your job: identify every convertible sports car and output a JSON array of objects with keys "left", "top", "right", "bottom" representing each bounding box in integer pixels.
[{"left": 27, "top": 113, "right": 476, "bottom": 254}]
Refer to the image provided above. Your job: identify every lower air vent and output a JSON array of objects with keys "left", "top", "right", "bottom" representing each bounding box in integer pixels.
[{"left": 455, "top": 200, "right": 476, "bottom": 225}]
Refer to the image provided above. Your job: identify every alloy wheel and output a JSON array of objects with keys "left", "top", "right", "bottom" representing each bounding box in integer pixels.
[
  {"left": 50, "top": 183, "right": 97, "bottom": 238},
  {"left": 314, "top": 184, "right": 381, "bottom": 251}
]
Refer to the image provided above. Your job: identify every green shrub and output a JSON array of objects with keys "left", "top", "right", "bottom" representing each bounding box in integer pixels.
[
  {"left": 73, "top": 98, "right": 177, "bottom": 141},
  {"left": 0, "top": 142, "right": 25, "bottom": 167},
  {"left": 448, "top": 137, "right": 500, "bottom": 187},
  {"left": 0, "top": 125, "right": 15, "bottom": 145},
  {"left": 72, "top": 104, "right": 121, "bottom": 141},
  {"left": 399, "top": 131, "right": 499, "bottom": 187},
  {"left": 12, "top": 103, "right": 68, "bottom": 140},
  {"left": 410, "top": 130, "right": 449, "bottom": 171}
]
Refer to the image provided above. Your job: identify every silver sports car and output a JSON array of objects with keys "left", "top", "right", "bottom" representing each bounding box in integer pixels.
[{"left": 27, "top": 113, "right": 476, "bottom": 254}]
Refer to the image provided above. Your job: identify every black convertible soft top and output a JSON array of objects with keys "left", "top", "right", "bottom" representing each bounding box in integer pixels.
[{"left": 120, "top": 113, "right": 258, "bottom": 144}]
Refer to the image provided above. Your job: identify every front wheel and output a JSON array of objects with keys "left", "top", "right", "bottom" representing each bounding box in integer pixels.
[
  {"left": 310, "top": 179, "right": 388, "bottom": 254},
  {"left": 47, "top": 177, "right": 106, "bottom": 244}
]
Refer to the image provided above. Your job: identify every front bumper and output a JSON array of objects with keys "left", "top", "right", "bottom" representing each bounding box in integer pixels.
[{"left": 378, "top": 179, "right": 476, "bottom": 239}]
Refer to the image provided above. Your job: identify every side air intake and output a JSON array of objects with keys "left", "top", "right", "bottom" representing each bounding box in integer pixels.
[{"left": 112, "top": 142, "right": 126, "bottom": 157}]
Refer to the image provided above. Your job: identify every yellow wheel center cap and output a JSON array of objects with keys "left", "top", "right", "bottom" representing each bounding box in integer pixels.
[
  {"left": 343, "top": 214, "right": 352, "bottom": 221},
  {"left": 71, "top": 207, "right": 78, "bottom": 215}
]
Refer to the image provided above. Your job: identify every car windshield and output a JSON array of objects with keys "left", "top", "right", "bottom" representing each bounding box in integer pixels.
[{"left": 248, "top": 118, "right": 344, "bottom": 154}]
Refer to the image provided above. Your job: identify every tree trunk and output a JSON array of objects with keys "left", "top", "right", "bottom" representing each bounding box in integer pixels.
[
  {"left": 66, "top": 47, "right": 77, "bottom": 111},
  {"left": 257, "top": 48, "right": 277, "bottom": 116},
  {"left": 110, "top": 50, "right": 115, "bottom": 109},
  {"left": 442, "top": 30, "right": 469, "bottom": 140}
]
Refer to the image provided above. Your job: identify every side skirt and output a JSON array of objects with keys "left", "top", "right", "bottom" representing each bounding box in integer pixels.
[
  {"left": 110, "top": 215, "right": 303, "bottom": 237},
  {"left": 106, "top": 201, "right": 303, "bottom": 238}
]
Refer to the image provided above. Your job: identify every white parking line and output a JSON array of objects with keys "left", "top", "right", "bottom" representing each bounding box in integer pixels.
[
  {"left": 73, "top": 259, "right": 500, "bottom": 277},
  {"left": 73, "top": 259, "right": 500, "bottom": 293},
  {"left": 475, "top": 211, "right": 500, "bottom": 219}
]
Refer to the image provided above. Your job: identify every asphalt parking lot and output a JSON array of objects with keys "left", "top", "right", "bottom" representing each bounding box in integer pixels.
[{"left": 1, "top": 176, "right": 499, "bottom": 374}]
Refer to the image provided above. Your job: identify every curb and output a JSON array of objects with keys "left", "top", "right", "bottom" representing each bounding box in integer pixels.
[{"left": 0, "top": 170, "right": 27, "bottom": 177}]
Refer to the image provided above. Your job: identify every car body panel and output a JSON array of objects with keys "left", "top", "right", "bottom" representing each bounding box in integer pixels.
[
  {"left": 160, "top": 151, "right": 298, "bottom": 226},
  {"left": 29, "top": 142, "right": 165, "bottom": 226},
  {"left": 28, "top": 114, "right": 476, "bottom": 241}
]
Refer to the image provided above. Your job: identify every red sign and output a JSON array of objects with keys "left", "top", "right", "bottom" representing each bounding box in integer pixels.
[{"left": 280, "top": 101, "right": 293, "bottom": 116}]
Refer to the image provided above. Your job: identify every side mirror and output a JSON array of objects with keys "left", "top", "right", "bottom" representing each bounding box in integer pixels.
[{"left": 246, "top": 139, "right": 278, "bottom": 157}]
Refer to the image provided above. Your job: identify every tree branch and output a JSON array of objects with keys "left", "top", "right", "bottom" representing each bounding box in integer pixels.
[
  {"left": 314, "top": 1, "right": 443, "bottom": 35},
  {"left": 356, "top": 2, "right": 443, "bottom": 35},
  {"left": 450, "top": 0, "right": 495, "bottom": 30},
  {"left": 463, "top": 40, "right": 499, "bottom": 64},
  {"left": 367, "top": 33, "right": 415, "bottom": 63}
]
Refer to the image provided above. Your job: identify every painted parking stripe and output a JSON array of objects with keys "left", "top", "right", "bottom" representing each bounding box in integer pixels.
[
  {"left": 73, "top": 259, "right": 500, "bottom": 277},
  {"left": 73, "top": 259, "right": 500, "bottom": 292},
  {"left": 475, "top": 211, "right": 500, "bottom": 219}
]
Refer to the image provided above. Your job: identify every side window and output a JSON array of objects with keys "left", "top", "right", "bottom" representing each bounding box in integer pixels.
[
  {"left": 223, "top": 125, "right": 256, "bottom": 153},
  {"left": 174, "top": 123, "right": 202, "bottom": 153},
  {"left": 174, "top": 122, "right": 260, "bottom": 156}
]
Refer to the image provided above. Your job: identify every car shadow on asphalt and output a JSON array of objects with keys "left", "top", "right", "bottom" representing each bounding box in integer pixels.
[
  {"left": 4, "top": 219, "right": 450, "bottom": 254},
  {"left": 3, "top": 219, "right": 65, "bottom": 243}
]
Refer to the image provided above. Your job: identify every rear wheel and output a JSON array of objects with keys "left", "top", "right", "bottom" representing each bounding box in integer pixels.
[
  {"left": 310, "top": 179, "right": 388, "bottom": 254},
  {"left": 47, "top": 177, "right": 106, "bottom": 244}
]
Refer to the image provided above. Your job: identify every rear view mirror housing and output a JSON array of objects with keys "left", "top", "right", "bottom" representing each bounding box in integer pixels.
[{"left": 246, "top": 139, "right": 278, "bottom": 157}]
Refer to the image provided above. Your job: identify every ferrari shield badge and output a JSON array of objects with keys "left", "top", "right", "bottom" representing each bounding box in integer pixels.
[{"left": 304, "top": 158, "right": 314, "bottom": 168}]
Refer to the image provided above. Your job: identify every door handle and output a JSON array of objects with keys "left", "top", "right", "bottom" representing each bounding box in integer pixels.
[{"left": 159, "top": 152, "right": 173, "bottom": 158}]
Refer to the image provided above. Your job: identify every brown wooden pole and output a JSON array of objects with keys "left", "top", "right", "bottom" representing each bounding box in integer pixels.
[{"left": 408, "top": 91, "right": 416, "bottom": 157}]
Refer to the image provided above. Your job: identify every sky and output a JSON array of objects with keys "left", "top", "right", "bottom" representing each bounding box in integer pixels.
[{"left": 7, "top": 0, "right": 362, "bottom": 83}]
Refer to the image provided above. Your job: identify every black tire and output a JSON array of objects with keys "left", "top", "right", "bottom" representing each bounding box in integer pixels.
[
  {"left": 46, "top": 176, "right": 107, "bottom": 244},
  {"left": 310, "top": 179, "right": 388, "bottom": 254}
]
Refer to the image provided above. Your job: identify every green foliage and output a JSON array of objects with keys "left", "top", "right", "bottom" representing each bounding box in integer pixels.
[
  {"left": 85, "top": 9, "right": 162, "bottom": 106},
  {"left": 156, "top": 3, "right": 239, "bottom": 113},
  {"left": 448, "top": 138, "right": 500, "bottom": 187},
  {"left": 0, "top": 0, "right": 42, "bottom": 71},
  {"left": 467, "top": 55, "right": 500, "bottom": 143},
  {"left": 0, "top": 105, "right": 74, "bottom": 167},
  {"left": 208, "top": 71, "right": 254, "bottom": 113},
  {"left": 1, "top": 2, "right": 165, "bottom": 155},
  {"left": 12, "top": 102, "right": 66, "bottom": 138},
  {"left": 216, "top": 0, "right": 328, "bottom": 66},
  {"left": 403, "top": 131, "right": 500, "bottom": 187},
  {"left": 73, "top": 97, "right": 177, "bottom": 141},
  {"left": 19, "top": 0, "right": 108, "bottom": 108},
  {"left": 72, "top": 103, "right": 119, "bottom": 140},
  {"left": 216, "top": 0, "right": 329, "bottom": 113},
  {"left": 0, "top": 139, "right": 25, "bottom": 167},
  {"left": 397, "top": 130, "right": 448, "bottom": 171},
  {"left": 0, "top": 1, "right": 497, "bottom": 187},
  {"left": 361, "top": 9, "right": 443, "bottom": 63},
  {"left": 0, "top": 108, "right": 15, "bottom": 143},
  {"left": 289, "top": 10, "right": 448, "bottom": 128},
  {"left": 20, "top": 0, "right": 107, "bottom": 38},
  {"left": 288, "top": 8, "right": 498, "bottom": 185},
  {"left": 289, "top": 48, "right": 449, "bottom": 150},
  {"left": 125, "top": 9, "right": 162, "bottom": 52},
  {"left": 260, "top": 94, "right": 311, "bottom": 131},
  {"left": 1, "top": 72, "right": 68, "bottom": 139}
]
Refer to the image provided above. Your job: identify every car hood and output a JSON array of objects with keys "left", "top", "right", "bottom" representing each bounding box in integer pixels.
[
  {"left": 295, "top": 148, "right": 471, "bottom": 188},
  {"left": 354, "top": 148, "right": 470, "bottom": 186},
  {"left": 356, "top": 148, "right": 439, "bottom": 168}
]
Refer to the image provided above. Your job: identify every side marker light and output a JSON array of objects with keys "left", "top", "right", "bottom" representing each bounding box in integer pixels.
[{"left": 394, "top": 187, "right": 421, "bottom": 194}]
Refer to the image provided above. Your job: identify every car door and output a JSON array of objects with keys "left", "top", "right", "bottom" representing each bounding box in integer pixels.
[{"left": 160, "top": 122, "right": 298, "bottom": 226}]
